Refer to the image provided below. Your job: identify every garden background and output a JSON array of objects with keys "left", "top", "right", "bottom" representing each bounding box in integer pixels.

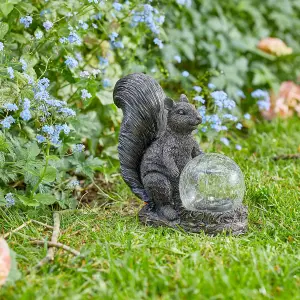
[{"left": 0, "top": 0, "right": 300, "bottom": 299}]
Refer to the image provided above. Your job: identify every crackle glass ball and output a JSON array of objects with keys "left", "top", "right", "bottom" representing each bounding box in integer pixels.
[{"left": 179, "top": 153, "right": 245, "bottom": 212}]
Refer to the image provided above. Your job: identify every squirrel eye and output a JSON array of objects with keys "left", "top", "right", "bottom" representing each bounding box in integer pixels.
[{"left": 178, "top": 110, "right": 185, "bottom": 115}]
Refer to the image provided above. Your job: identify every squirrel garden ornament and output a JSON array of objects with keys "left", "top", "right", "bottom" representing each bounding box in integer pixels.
[{"left": 113, "top": 73, "right": 248, "bottom": 235}]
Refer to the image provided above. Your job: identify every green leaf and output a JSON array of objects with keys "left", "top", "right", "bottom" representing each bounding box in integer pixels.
[
  {"left": 27, "top": 142, "right": 40, "bottom": 159},
  {"left": 34, "top": 193, "right": 57, "bottom": 205},
  {"left": 17, "top": 195, "right": 39, "bottom": 206},
  {"left": 0, "top": 188, "right": 5, "bottom": 206},
  {"left": 42, "top": 166, "right": 57, "bottom": 183},
  {"left": 10, "top": 33, "right": 27, "bottom": 44},
  {"left": 18, "top": 3, "right": 38, "bottom": 13},
  {"left": 0, "top": 3, "right": 14, "bottom": 17},
  {"left": 96, "top": 90, "right": 114, "bottom": 105},
  {"left": 0, "top": 152, "right": 5, "bottom": 168},
  {"left": 0, "top": 22, "right": 9, "bottom": 39},
  {"left": 47, "top": 155, "right": 60, "bottom": 161}
]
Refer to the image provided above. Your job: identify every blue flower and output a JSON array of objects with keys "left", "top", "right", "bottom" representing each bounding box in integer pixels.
[
  {"left": 67, "top": 32, "right": 81, "bottom": 44},
  {"left": 174, "top": 55, "right": 181, "bottom": 63},
  {"left": 73, "top": 144, "right": 85, "bottom": 153},
  {"left": 211, "top": 91, "right": 227, "bottom": 109},
  {"left": 7, "top": 67, "right": 14, "bottom": 79},
  {"left": 20, "top": 16, "right": 32, "bottom": 28},
  {"left": 1, "top": 116, "right": 15, "bottom": 129},
  {"left": 182, "top": 71, "right": 189, "bottom": 77},
  {"left": 81, "top": 89, "right": 92, "bottom": 100},
  {"left": 45, "top": 99, "right": 66, "bottom": 107},
  {"left": 103, "top": 78, "right": 111, "bottom": 88},
  {"left": 92, "top": 69, "right": 100, "bottom": 76},
  {"left": 35, "top": 90, "right": 50, "bottom": 101},
  {"left": 224, "top": 99, "right": 236, "bottom": 110},
  {"left": 78, "top": 20, "right": 88, "bottom": 30},
  {"left": 236, "top": 123, "right": 242, "bottom": 130},
  {"left": 156, "top": 15, "right": 165, "bottom": 24},
  {"left": 59, "top": 107, "right": 76, "bottom": 117},
  {"left": 67, "top": 179, "right": 80, "bottom": 189},
  {"left": 235, "top": 144, "right": 242, "bottom": 151},
  {"left": 176, "top": 0, "right": 192, "bottom": 6},
  {"left": 5, "top": 193, "right": 15, "bottom": 207},
  {"left": 257, "top": 100, "right": 270, "bottom": 111},
  {"left": 251, "top": 89, "right": 267, "bottom": 98},
  {"left": 65, "top": 56, "right": 78, "bottom": 69},
  {"left": 23, "top": 74, "right": 34, "bottom": 85},
  {"left": 20, "top": 59, "right": 27, "bottom": 71},
  {"left": 153, "top": 38, "right": 163, "bottom": 49},
  {"left": 75, "top": 52, "right": 83, "bottom": 62},
  {"left": 208, "top": 82, "right": 216, "bottom": 89},
  {"left": 193, "top": 86, "right": 202, "bottom": 93},
  {"left": 113, "top": 41, "right": 124, "bottom": 49},
  {"left": 93, "top": 13, "right": 102, "bottom": 20},
  {"left": 99, "top": 56, "right": 109, "bottom": 67},
  {"left": 36, "top": 134, "right": 46, "bottom": 143},
  {"left": 0, "top": 42, "right": 4, "bottom": 51},
  {"left": 42, "top": 125, "right": 55, "bottom": 135},
  {"left": 20, "top": 109, "right": 31, "bottom": 121},
  {"left": 201, "top": 127, "right": 207, "bottom": 133},
  {"left": 198, "top": 106, "right": 206, "bottom": 117},
  {"left": 244, "top": 113, "right": 251, "bottom": 120},
  {"left": 62, "top": 124, "right": 70, "bottom": 134},
  {"left": 38, "top": 78, "right": 50, "bottom": 91},
  {"left": 109, "top": 32, "right": 118, "bottom": 42},
  {"left": 59, "top": 37, "right": 68, "bottom": 44},
  {"left": 193, "top": 96, "right": 205, "bottom": 104},
  {"left": 3, "top": 103, "right": 18, "bottom": 111},
  {"left": 236, "top": 90, "right": 245, "bottom": 99},
  {"left": 223, "top": 114, "right": 238, "bottom": 122},
  {"left": 220, "top": 137, "right": 230, "bottom": 146},
  {"left": 43, "top": 20, "right": 53, "bottom": 31},
  {"left": 113, "top": 2, "right": 123, "bottom": 11},
  {"left": 40, "top": 9, "right": 51, "bottom": 16}
]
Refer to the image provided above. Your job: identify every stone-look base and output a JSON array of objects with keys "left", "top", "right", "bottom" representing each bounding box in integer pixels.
[{"left": 138, "top": 204, "right": 248, "bottom": 235}]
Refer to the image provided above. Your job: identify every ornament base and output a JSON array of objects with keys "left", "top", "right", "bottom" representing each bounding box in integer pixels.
[{"left": 138, "top": 204, "right": 248, "bottom": 235}]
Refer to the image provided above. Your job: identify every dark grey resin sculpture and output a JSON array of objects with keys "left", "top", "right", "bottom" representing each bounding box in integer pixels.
[{"left": 113, "top": 73, "right": 248, "bottom": 235}]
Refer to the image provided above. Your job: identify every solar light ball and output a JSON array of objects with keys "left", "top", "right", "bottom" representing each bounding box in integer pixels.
[{"left": 179, "top": 153, "right": 245, "bottom": 212}]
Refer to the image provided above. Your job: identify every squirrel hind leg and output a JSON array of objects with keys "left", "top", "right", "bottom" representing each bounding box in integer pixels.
[{"left": 142, "top": 172, "right": 178, "bottom": 221}]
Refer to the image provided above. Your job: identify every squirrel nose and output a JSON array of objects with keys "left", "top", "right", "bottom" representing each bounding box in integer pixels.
[{"left": 196, "top": 116, "right": 202, "bottom": 123}]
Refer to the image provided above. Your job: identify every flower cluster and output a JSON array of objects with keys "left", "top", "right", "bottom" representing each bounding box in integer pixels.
[
  {"left": 5, "top": 193, "right": 15, "bottom": 207},
  {"left": 131, "top": 4, "right": 165, "bottom": 48},
  {"left": 251, "top": 89, "right": 271, "bottom": 111},
  {"left": 0, "top": 73, "right": 76, "bottom": 147},
  {"left": 192, "top": 85, "right": 248, "bottom": 150}
]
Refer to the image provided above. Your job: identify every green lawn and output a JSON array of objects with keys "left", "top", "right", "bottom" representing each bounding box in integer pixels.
[{"left": 1, "top": 119, "right": 300, "bottom": 300}]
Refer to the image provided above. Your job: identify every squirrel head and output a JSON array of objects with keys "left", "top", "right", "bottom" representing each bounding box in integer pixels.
[{"left": 164, "top": 94, "right": 202, "bottom": 134}]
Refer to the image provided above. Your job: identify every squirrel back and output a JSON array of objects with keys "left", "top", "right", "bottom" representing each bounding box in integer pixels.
[{"left": 113, "top": 73, "right": 167, "bottom": 201}]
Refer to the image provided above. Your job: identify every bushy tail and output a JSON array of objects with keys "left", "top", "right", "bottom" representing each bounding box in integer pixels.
[{"left": 113, "top": 73, "right": 167, "bottom": 201}]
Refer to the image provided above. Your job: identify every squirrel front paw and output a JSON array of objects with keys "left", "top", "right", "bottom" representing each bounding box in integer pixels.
[{"left": 159, "top": 205, "right": 178, "bottom": 221}]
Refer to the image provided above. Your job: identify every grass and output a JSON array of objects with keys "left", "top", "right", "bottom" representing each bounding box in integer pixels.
[{"left": 1, "top": 118, "right": 300, "bottom": 300}]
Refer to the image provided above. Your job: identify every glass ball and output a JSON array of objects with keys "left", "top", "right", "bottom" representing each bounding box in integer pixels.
[{"left": 179, "top": 153, "right": 245, "bottom": 212}]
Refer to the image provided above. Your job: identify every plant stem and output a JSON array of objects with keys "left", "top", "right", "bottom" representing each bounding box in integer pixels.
[{"left": 30, "top": 142, "right": 51, "bottom": 200}]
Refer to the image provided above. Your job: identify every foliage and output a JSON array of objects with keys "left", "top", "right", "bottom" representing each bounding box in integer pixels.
[
  {"left": 0, "top": 0, "right": 167, "bottom": 207},
  {"left": 161, "top": 0, "right": 300, "bottom": 95}
]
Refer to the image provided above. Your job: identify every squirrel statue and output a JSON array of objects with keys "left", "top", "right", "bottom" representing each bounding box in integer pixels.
[{"left": 113, "top": 73, "right": 203, "bottom": 224}]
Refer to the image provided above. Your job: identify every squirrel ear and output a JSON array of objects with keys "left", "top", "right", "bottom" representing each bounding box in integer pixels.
[
  {"left": 180, "top": 94, "right": 189, "bottom": 103},
  {"left": 164, "top": 97, "right": 174, "bottom": 110}
]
